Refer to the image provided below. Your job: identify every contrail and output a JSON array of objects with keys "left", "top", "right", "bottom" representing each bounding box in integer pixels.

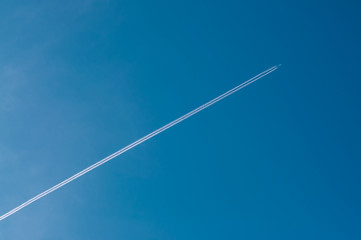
[{"left": 0, "top": 65, "right": 280, "bottom": 221}]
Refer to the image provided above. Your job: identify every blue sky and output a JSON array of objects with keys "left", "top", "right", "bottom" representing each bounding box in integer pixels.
[{"left": 0, "top": 0, "right": 360, "bottom": 239}]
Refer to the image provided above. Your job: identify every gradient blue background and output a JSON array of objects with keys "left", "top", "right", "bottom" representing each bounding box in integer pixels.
[{"left": 1, "top": 0, "right": 360, "bottom": 239}]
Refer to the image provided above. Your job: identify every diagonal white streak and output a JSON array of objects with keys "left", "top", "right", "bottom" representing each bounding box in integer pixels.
[{"left": 0, "top": 65, "right": 279, "bottom": 221}]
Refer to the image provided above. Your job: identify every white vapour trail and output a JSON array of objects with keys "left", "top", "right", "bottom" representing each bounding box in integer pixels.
[{"left": 0, "top": 65, "right": 279, "bottom": 221}]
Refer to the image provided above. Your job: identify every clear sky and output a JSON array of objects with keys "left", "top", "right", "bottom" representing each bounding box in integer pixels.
[{"left": 0, "top": 0, "right": 360, "bottom": 239}]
